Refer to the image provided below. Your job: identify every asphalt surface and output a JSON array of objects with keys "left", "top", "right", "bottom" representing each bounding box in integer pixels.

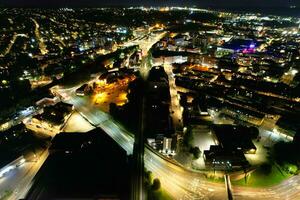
[
  {"left": 0, "top": 149, "right": 49, "bottom": 200},
  {"left": 3, "top": 28, "right": 299, "bottom": 200},
  {"left": 57, "top": 77, "right": 300, "bottom": 200}
]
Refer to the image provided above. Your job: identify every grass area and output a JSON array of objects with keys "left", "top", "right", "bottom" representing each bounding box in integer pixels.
[
  {"left": 148, "top": 189, "right": 173, "bottom": 200},
  {"left": 0, "top": 190, "right": 13, "bottom": 200},
  {"left": 206, "top": 176, "right": 225, "bottom": 183},
  {"left": 232, "top": 164, "right": 292, "bottom": 187}
]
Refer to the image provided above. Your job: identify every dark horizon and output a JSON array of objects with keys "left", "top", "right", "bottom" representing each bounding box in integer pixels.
[
  {"left": 1, "top": 2, "right": 300, "bottom": 17},
  {"left": 0, "top": 0, "right": 299, "bottom": 8}
]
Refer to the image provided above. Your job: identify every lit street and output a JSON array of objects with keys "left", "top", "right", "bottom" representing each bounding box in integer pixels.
[
  {"left": 164, "top": 63, "right": 183, "bottom": 131},
  {"left": 1, "top": 5, "right": 300, "bottom": 200},
  {"left": 0, "top": 149, "right": 49, "bottom": 200},
  {"left": 59, "top": 88, "right": 300, "bottom": 199}
]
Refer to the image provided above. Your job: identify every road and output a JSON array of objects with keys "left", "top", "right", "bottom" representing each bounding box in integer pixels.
[
  {"left": 49, "top": 49, "right": 300, "bottom": 199},
  {"left": 31, "top": 18, "right": 48, "bottom": 55},
  {"left": 231, "top": 174, "right": 300, "bottom": 200},
  {"left": 63, "top": 90, "right": 134, "bottom": 155},
  {"left": 55, "top": 80, "right": 226, "bottom": 199},
  {"left": 164, "top": 63, "right": 183, "bottom": 131},
  {"left": 0, "top": 149, "right": 49, "bottom": 200},
  {"left": 58, "top": 85, "right": 300, "bottom": 200},
  {"left": 144, "top": 146, "right": 226, "bottom": 200},
  {"left": 0, "top": 106, "right": 39, "bottom": 132},
  {"left": 0, "top": 33, "right": 28, "bottom": 57},
  {"left": 4, "top": 25, "right": 300, "bottom": 199},
  {"left": 125, "top": 30, "right": 167, "bottom": 79},
  {"left": 128, "top": 29, "right": 166, "bottom": 200},
  {"left": 123, "top": 29, "right": 166, "bottom": 56},
  {"left": 0, "top": 26, "right": 214, "bottom": 200},
  {"left": 60, "top": 88, "right": 226, "bottom": 199},
  {"left": 132, "top": 95, "right": 145, "bottom": 200}
]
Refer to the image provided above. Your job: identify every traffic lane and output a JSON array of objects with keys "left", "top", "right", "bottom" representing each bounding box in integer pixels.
[
  {"left": 145, "top": 152, "right": 226, "bottom": 200},
  {"left": 0, "top": 149, "right": 49, "bottom": 200}
]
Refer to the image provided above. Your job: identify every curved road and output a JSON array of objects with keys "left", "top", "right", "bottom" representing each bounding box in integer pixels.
[
  {"left": 52, "top": 28, "right": 300, "bottom": 199},
  {"left": 55, "top": 85, "right": 300, "bottom": 200}
]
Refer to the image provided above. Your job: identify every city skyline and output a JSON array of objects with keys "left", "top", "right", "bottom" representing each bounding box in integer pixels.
[
  {"left": 1, "top": 0, "right": 299, "bottom": 8},
  {"left": 0, "top": 5, "right": 299, "bottom": 200}
]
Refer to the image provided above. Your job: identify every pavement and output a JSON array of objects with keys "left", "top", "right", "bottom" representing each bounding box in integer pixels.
[
  {"left": 62, "top": 111, "right": 95, "bottom": 132},
  {"left": 191, "top": 125, "right": 217, "bottom": 169},
  {"left": 0, "top": 149, "right": 49, "bottom": 200},
  {"left": 54, "top": 80, "right": 300, "bottom": 200},
  {"left": 0, "top": 29, "right": 166, "bottom": 200},
  {"left": 4, "top": 26, "right": 300, "bottom": 200},
  {"left": 59, "top": 86, "right": 227, "bottom": 199},
  {"left": 164, "top": 63, "right": 183, "bottom": 131},
  {"left": 50, "top": 30, "right": 300, "bottom": 199}
]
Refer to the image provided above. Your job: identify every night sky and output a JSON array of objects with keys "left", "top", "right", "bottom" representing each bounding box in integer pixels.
[{"left": 0, "top": 0, "right": 299, "bottom": 7}]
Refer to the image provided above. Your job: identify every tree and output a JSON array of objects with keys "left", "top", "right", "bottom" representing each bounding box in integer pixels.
[
  {"left": 190, "top": 147, "right": 201, "bottom": 159},
  {"left": 260, "top": 163, "right": 272, "bottom": 175},
  {"left": 272, "top": 141, "right": 300, "bottom": 166},
  {"left": 183, "top": 125, "right": 193, "bottom": 147},
  {"left": 109, "top": 103, "right": 118, "bottom": 117},
  {"left": 249, "top": 127, "right": 259, "bottom": 139},
  {"left": 152, "top": 178, "right": 161, "bottom": 191},
  {"left": 293, "top": 129, "right": 300, "bottom": 147},
  {"left": 144, "top": 169, "right": 153, "bottom": 189}
]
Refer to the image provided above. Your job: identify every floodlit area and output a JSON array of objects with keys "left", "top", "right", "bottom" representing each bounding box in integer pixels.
[
  {"left": 191, "top": 125, "right": 218, "bottom": 152},
  {"left": 208, "top": 109, "right": 235, "bottom": 125},
  {"left": 191, "top": 125, "right": 218, "bottom": 169},
  {"left": 245, "top": 128, "right": 289, "bottom": 166},
  {"left": 245, "top": 141, "right": 268, "bottom": 166},
  {"left": 63, "top": 112, "right": 95, "bottom": 132},
  {"left": 174, "top": 125, "right": 217, "bottom": 170},
  {"left": 2, "top": 6, "right": 300, "bottom": 200},
  {"left": 92, "top": 76, "right": 135, "bottom": 112}
]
